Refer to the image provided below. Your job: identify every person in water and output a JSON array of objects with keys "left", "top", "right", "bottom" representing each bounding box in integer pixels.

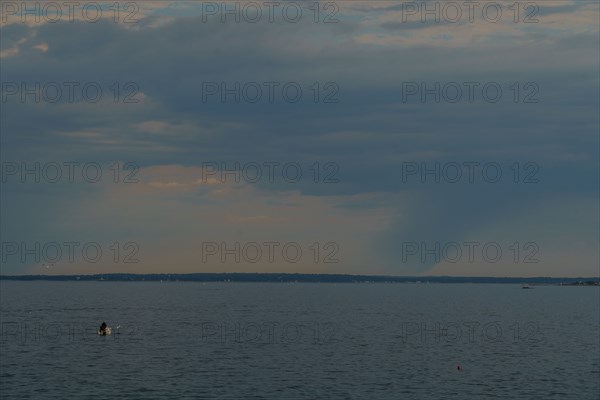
[{"left": 99, "top": 322, "right": 108, "bottom": 335}]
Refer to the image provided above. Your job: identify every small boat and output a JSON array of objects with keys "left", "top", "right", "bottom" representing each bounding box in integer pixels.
[
  {"left": 98, "top": 327, "right": 112, "bottom": 336},
  {"left": 521, "top": 284, "right": 532, "bottom": 289}
]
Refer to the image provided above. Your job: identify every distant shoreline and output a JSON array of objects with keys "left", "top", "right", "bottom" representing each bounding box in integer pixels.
[{"left": 1, "top": 273, "right": 598, "bottom": 285}]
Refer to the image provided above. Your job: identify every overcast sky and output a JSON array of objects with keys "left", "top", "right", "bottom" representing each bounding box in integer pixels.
[{"left": 1, "top": 1, "right": 598, "bottom": 277}]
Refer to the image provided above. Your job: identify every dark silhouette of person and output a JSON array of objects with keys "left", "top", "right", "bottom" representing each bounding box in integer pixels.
[{"left": 99, "top": 322, "right": 108, "bottom": 335}]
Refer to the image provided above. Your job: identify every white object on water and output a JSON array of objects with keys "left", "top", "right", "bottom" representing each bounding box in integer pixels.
[{"left": 98, "top": 327, "right": 112, "bottom": 336}]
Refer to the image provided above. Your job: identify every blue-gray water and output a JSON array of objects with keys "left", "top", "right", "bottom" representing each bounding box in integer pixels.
[{"left": 1, "top": 282, "right": 598, "bottom": 399}]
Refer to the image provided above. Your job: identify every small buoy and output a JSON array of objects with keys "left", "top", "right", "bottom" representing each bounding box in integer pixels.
[{"left": 456, "top": 365, "right": 462, "bottom": 371}]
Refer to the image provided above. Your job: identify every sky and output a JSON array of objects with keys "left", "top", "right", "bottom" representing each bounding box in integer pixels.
[{"left": 0, "top": 1, "right": 598, "bottom": 277}]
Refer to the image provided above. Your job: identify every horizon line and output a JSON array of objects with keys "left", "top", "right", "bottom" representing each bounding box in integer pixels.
[{"left": 1, "top": 272, "right": 598, "bottom": 281}]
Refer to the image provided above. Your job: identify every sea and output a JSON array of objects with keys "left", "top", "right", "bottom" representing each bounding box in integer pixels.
[{"left": 1, "top": 281, "right": 598, "bottom": 399}]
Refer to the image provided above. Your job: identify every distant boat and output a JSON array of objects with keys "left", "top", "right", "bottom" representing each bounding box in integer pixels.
[
  {"left": 522, "top": 284, "right": 532, "bottom": 289},
  {"left": 98, "top": 327, "right": 112, "bottom": 336}
]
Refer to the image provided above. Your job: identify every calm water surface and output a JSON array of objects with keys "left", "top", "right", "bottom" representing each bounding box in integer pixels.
[{"left": 1, "top": 282, "right": 598, "bottom": 399}]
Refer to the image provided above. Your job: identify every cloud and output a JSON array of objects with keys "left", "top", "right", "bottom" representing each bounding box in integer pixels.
[{"left": 1, "top": 3, "right": 598, "bottom": 277}]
